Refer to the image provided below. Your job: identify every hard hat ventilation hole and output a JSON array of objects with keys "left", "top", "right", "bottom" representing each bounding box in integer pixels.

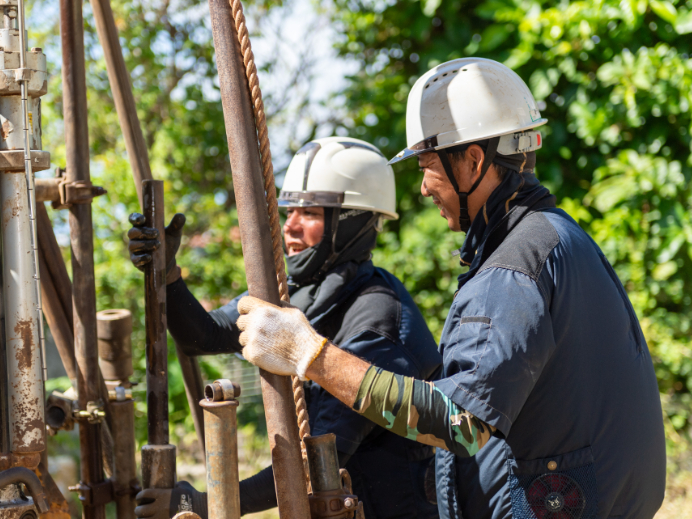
[
  {"left": 425, "top": 84, "right": 430, "bottom": 88},
  {"left": 433, "top": 78, "right": 438, "bottom": 82},
  {"left": 443, "top": 73, "right": 448, "bottom": 77},
  {"left": 452, "top": 70, "right": 458, "bottom": 73}
]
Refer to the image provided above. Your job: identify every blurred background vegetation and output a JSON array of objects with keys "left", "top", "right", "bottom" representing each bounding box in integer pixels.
[{"left": 28, "top": 0, "right": 692, "bottom": 516}]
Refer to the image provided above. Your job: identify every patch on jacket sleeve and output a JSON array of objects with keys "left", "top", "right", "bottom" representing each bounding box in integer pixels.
[{"left": 479, "top": 212, "right": 559, "bottom": 281}]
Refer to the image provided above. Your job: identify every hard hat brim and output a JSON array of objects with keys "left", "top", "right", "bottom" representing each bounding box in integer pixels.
[
  {"left": 388, "top": 118, "right": 548, "bottom": 166},
  {"left": 278, "top": 190, "right": 399, "bottom": 220}
]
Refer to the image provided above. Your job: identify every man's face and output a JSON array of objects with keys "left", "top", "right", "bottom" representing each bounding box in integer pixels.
[
  {"left": 283, "top": 207, "right": 325, "bottom": 256},
  {"left": 418, "top": 146, "right": 498, "bottom": 232},
  {"left": 418, "top": 152, "right": 464, "bottom": 231}
]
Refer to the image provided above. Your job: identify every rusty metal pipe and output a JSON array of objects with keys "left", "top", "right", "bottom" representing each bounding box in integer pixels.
[
  {"left": 37, "top": 205, "right": 116, "bottom": 481},
  {"left": 1, "top": 169, "right": 45, "bottom": 456},
  {"left": 304, "top": 435, "right": 341, "bottom": 493},
  {"left": 0, "top": 467, "right": 49, "bottom": 513},
  {"left": 35, "top": 178, "right": 61, "bottom": 203},
  {"left": 0, "top": 256, "right": 8, "bottom": 455},
  {"left": 207, "top": 1, "right": 310, "bottom": 516},
  {"left": 89, "top": 0, "right": 207, "bottom": 454},
  {"left": 97, "top": 309, "right": 133, "bottom": 381},
  {"left": 304, "top": 435, "right": 358, "bottom": 519},
  {"left": 178, "top": 348, "right": 207, "bottom": 455},
  {"left": 141, "top": 180, "right": 176, "bottom": 490},
  {"left": 59, "top": 0, "right": 106, "bottom": 515},
  {"left": 143, "top": 180, "right": 169, "bottom": 445},
  {"left": 88, "top": 0, "right": 152, "bottom": 207},
  {"left": 110, "top": 400, "right": 137, "bottom": 518},
  {"left": 97, "top": 309, "right": 138, "bottom": 519},
  {"left": 201, "top": 380, "right": 240, "bottom": 519}
]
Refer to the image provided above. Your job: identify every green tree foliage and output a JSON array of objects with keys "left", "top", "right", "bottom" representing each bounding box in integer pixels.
[
  {"left": 330, "top": 0, "right": 692, "bottom": 455},
  {"left": 35, "top": 0, "right": 692, "bottom": 463},
  {"left": 36, "top": 0, "right": 266, "bottom": 447}
]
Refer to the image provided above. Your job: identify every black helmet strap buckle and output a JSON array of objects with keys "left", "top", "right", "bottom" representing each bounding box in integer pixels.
[{"left": 437, "top": 137, "right": 500, "bottom": 232}]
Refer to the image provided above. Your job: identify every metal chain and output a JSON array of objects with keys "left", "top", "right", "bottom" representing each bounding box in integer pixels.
[{"left": 229, "top": 0, "right": 313, "bottom": 475}]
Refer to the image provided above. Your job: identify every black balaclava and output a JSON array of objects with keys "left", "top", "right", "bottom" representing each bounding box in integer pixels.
[{"left": 286, "top": 208, "right": 379, "bottom": 287}]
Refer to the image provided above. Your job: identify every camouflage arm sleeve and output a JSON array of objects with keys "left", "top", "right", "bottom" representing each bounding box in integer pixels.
[{"left": 352, "top": 366, "right": 496, "bottom": 457}]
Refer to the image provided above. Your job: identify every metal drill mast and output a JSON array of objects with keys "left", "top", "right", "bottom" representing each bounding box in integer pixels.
[{"left": 0, "top": 0, "right": 52, "bottom": 515}]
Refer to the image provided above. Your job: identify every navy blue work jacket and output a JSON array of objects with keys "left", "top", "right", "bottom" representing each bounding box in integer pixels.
[
  {"left": 434, "top": 208, "right": 665, "bottom": 519},
  {"left": 218, "top": 261, "right": 443, "bottom": 519}
]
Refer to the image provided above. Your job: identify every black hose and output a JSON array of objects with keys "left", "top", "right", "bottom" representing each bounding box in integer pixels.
[{"left": 0, "top": 467, "right": 49, "bottom": 513}]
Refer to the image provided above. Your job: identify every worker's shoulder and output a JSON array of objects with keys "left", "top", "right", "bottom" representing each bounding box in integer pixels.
[
  {"left": 479, "top": 208, "right": 585, "bottom": 281},
  {"left": 335, "top": 269, "right": 403, "bottom": 344}
]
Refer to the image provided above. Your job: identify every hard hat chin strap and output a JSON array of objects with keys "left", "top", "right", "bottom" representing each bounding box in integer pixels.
[{"left": 437, "top": 137, "right": 500, "bottom": 232}]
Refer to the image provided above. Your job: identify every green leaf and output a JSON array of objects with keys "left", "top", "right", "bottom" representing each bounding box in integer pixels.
[
  {"left": 421, "top": 0, "right": 442, "bottom": 17},
  {"left": 479, "top": 25, "right": 510, "bottom": 52},
  {"left": 650, "top": 0, "right": 678, "bottom": 24},
  {"left": 674, "top": 9, "right": 692, "bottom": 34}
]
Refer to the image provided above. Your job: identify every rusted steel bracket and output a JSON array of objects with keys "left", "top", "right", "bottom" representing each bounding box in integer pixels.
[
  {"left": 68, "top": 479, "right": 114, "bottom": 508},
  {"left": 57, "top": 178, "right": 107, "bottom": 207},
  {"left": 38, "top": 168, "right": 107, "bottom": 208},
  {"left": 0, "top": 453, "right": 41, "bottom": 471},
  {"left": 305, "top": 435, "right": 361, "bottom": 519},
  {"left": 308, "top": 473, "right": 359, "bottom": 519}
]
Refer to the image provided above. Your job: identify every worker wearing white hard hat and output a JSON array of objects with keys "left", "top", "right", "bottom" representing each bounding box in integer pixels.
[
  {"left": 128, "top": 137, "right": 442, "bottom": 519},
  {"left": 234, "top": 57, "right": 666, "bottom": 519}
]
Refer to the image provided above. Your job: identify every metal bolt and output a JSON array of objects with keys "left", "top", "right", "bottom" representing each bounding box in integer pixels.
[
  {"left": 30, "top": 47, "right": 41, "bottom": 53},
  {"left": 344, "top": 498, "right": 356, "bottom": 510}
]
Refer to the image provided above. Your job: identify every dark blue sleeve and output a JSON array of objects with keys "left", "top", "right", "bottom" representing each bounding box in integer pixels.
[
  {"left": 166, "top": 277, "right": 246, "bottom": 356},
  {"left": 434, "top": 267, "right": 555, "bottom": 437},
  {"left": 308, "top": 330, "right": 418, "bottom": 455}
]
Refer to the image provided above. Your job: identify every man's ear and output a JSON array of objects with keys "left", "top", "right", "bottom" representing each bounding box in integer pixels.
[{"left": 465, "top": 145, "right": 486, "bottom": 181}]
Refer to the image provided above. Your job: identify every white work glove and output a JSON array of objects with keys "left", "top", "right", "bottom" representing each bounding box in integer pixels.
[{"left": 237, "top": 296, "right": 328, "bottom": 380}]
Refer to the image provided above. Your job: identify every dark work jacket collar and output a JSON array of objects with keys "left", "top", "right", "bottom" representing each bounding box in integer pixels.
[
  {"left": 456, "top": 171, "right": 556, "bottom": 290},
  {"left": 289, "top": 260, "right": 376, "bottom": 331}
]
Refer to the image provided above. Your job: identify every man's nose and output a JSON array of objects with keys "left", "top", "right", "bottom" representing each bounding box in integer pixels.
[
  {"left": 284, "top": 211, "right": 301, "bottom": 232},
  {"left": 421, "top": 178, "right": 431, "bottom": 197}
]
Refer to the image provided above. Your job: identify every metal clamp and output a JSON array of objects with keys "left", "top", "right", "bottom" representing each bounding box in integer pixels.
[
  {"left": 107, "top": 386, "right": 133, "bottom": 402},
  {"left": 308, "top": 467, "right": 360, "bottom": 519},
  {"left": 68, "top": 479, "right": 114, "bottom": 507},
  {"left": 52, "top": 167, "right": 107, "bottom": 209},
  {"left": 74, "top": 401, "right": 107, "bottom": 424}
]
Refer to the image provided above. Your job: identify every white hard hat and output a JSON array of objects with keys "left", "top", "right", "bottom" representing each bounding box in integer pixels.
[
  {"left": 389, "top": 57, "right": 547, "bottom": 165},
  {"left": 279, "top": 137, "right": 399, "bottom": 220}
]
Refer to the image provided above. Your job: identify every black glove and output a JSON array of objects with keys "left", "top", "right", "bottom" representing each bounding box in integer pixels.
[
  {"left": 128, "top": 212, "right": 186, "bottom": 275},
  {"left": 135, "top": 481, "right": 208, "bottom": 519}
]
